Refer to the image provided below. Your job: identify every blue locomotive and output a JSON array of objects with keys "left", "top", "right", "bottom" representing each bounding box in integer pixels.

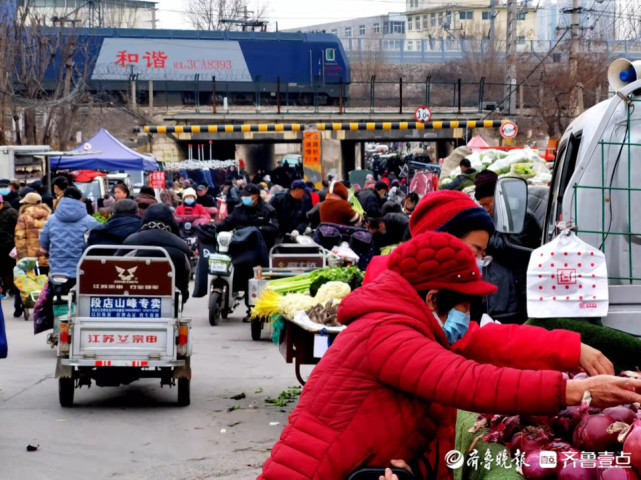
[{"left": 46, "top": 28, "right": 351, "bottom": 106}]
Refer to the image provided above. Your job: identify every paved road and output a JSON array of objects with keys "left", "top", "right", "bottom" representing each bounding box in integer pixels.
[{"left": 0, "top": 292, "right": 302, "bottom": 480}]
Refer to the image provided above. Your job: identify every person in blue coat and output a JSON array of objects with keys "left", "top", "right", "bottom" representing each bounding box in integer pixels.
[{"left": 39, "top": 187, "right": 99, "bottom": 278}]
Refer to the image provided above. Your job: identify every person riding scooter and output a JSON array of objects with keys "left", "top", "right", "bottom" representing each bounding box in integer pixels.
[
  {"left": 175, "top": 188, "right": 211, "bottom": 225},
  {"left": 215, "top": 184, "right": 279, "bottom": 249}
]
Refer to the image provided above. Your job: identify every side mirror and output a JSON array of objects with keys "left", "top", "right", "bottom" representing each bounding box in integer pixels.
[{"left": 493, "top": 177, "right": 528, "bottom": 234}]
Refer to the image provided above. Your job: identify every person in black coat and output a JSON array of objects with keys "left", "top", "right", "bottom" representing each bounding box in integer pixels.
[
  {"left": 0, "top": 179, "right": 20, "bottom": 210},
  {"left": 29, "top": 180, "right": 55, "bottom": 210},
  {"left": 122, "top": 204, "right": 192, "bottom": 303},
  {"left": 269, "top": 180, "right": 311, "bottom": 242},
  {"left": 216, "top": 184, "right": 279, "bottom": 249},
  {"left": 87, "top": 199, "right": 142, "bottom": 248},
  {"left": 474, "top": 170, "right": 542, "bottom": 324},
  {"left": 366, "top": 212, "right": 410, "bottom": 254},
  {"left": 357, "top": 181, "right": 388, "bottom": 218}
]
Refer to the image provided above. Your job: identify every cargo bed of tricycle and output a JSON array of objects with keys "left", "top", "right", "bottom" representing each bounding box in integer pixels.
[{"left": 55, "top": 246, "right": 192, "bottom": 407}]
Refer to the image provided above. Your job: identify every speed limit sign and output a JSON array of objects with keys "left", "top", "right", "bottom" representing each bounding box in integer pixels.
[
  {"left": 500, "top": 121, "right": 518, "bottom": 139},
  {"left": 415, "top": 106, "right": 432, "bottom": 123}
]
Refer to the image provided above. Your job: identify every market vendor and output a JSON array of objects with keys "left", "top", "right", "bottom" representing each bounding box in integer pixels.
[{"left": 258, "top": 231, "right": 633, "bottom": 480}]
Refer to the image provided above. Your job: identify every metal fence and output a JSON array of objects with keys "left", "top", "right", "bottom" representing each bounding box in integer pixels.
[{"left": 146, "top": 76, "right": 538, "bottom": 115}]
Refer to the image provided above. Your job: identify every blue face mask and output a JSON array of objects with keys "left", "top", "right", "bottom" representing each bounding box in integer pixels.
[
  {"left": 241, "top": 196, "right": 253, "bottom": 207},
  {"left": 184, "top": 198, "right": 195, "bottom": 206},
  {"left": 0, "top": 188, "right": 9, "bottom": 196},
  {"left": 434, "top": 309, "right": 471, "bottom": 345}
]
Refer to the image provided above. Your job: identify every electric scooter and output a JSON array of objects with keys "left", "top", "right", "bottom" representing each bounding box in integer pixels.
[{"left": 204, "top": 231, "right": 242, "bottom": 326}]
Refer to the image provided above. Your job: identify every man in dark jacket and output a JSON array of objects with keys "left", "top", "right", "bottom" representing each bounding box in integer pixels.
[
  {"left": 269, "top": 180, "right": 311, "bottom": 242},
  {"left": 30, "top": 180, "right": 54, "bottom": 210},
  {"left": 216, "top": 184, "right": 279, "bottom": 249},
  {"left": 317, "top": 180, "right": 329, "bottom": 202},
  {"left": 366, "top": 212, "right": 410, "bottom": 254},
  {"left": 440, "top": 159, "right": 479, "bottom": 192},
  {"left": 357, "top": 181, "right": 388, "bottom": 218},
  {"left": 474, "top": 170, "right": 542, "bottom": 324},
  {"left": 0, "top": 179, "right": 20, "bottom": 210},
  {"left": 122, "top": 204, "right": 192, "bottom": 303},
  {"left": 87, "top": 199, "right": 142, "bottom": 248},
  {"left": 196, "top": 183, "right": 217, "bottom": 209},
  {"left": 0, "top": 194, "right": 19, "bottom": 313},
  {"left": 222, "top": 180, "right": 240, "bottom": 214}
]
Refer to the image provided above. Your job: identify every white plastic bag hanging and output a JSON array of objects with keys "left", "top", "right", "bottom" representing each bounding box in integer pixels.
[{"left": 527, "top": 231, "right": 608, "bottom": 318}]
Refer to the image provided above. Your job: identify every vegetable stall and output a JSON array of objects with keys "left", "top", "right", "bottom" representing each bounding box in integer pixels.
[{"left": 251, "top": 266, "right": 364, "bottom": 385}]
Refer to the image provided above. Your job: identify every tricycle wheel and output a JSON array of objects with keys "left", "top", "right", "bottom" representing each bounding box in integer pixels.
[
  {"left": 59, "top": 377, "right": 74, "bottom": 407},
  {"left": 251, "top": 317, "right": 262, "bottom": 341},
  {"left": 208, "top": 291, "right": 221, "bottom": 326},
  {"left": 177, "top": 378, "right": 190, "bottom": 406}
]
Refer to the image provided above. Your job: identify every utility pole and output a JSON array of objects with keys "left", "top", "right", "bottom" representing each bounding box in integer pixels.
[
  {"left": 242, "top": 5, "right": 248, "bottom": 32},
  {"left": 506, "top": 0, "right": 517, "bottom": 115},
  {"left": 569, "top": 0, "right": 579, "bottom": 78}
]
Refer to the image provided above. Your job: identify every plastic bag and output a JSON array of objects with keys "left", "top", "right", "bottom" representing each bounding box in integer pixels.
[
  {"left": 216, "top": 200, "right": 228, "bottom": 222},
  {"left": 527, "top": 231, "right": 608, "bottom": 318}
]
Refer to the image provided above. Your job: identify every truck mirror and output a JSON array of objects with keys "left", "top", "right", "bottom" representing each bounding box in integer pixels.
[{"left": 493, "top": 177, "right": 528, "bottom": 234}]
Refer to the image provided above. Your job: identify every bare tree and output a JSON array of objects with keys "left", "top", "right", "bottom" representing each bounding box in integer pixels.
[{"left": 185, "top": 0, "right": 267, "bottom": 31}]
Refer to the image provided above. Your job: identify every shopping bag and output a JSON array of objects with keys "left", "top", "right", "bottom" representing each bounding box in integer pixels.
[
  {"left": 527, "top": 231, "right": 608, "bottom": 318},
  {"left": 0, "top": 303, "right": 7, "bottom": 358},
  {"left": 216, "top": 200, "right": 228, "bottom": 222}
]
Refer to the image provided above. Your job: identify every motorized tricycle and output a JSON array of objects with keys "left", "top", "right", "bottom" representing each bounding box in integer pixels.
[{"left": 54, "top": 245, "right": 192, "bottom": 407}]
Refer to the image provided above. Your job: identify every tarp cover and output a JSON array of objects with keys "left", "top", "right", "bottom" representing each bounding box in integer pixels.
[{"left": 50, "top": 129, "right": 157, "bottom": 171}]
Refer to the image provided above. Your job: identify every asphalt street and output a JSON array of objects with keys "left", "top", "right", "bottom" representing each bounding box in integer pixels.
[{"left": 0, "top": 291, "right": 303, "bottom": 480}]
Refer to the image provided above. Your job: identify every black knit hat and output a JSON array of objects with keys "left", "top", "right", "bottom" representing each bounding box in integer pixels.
[
  {"left": 474, "top": 170, "right": 499, "bottom": 201},
  {"left": 141, "top": 203, "right": 179, "bottom": 234}
]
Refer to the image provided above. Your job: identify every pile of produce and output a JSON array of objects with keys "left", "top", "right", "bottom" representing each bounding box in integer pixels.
[
  {"left": 264, "top": 266, "right": 364, "bottom": 296},
  {"left": 441, "top": 148, "right": 552, "bottom": 186},
  {"left": 306, "top": 301, "right": 340, "bottom": 327},
  {"left": 251, "top": 275, "right": 356, "bottom": 321},
  {"left": 470, "top": 372, "right": 641, "bottom": 480}
]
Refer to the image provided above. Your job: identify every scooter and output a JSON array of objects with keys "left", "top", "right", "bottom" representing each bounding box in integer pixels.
[
  {"left": 47, "top": 274, "right": 75, "bottom": 348},
  {"left": 176, "top": 215, "right": 203, "bottom": 279},
  {"left": 204, "top": 231, "right": 242, "bottom": 326}
]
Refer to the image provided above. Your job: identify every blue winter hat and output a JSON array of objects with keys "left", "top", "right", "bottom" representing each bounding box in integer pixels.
[{"left": 435, "top": 207, "right": 495, "bottom": 238}]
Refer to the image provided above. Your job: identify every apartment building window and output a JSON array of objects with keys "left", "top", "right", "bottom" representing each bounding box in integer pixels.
[
  {"left": 518, "top": 35, "right": 526, "bottom": 44},
  {"left": 415, "top": 16, "right": 420, "bottom": 30},
  {"left": 384, "top": 39, "right": 401, "bottom": 50},
  {"left": 408, "top": 16, "right": 413, "bottom": 31},
  {"left": 392, "top": 21, "right": 405, "bottom": 34},
  {"left": 407, "top": 41, "right": 413, "bottom": 51},
  {"left": 518, "top": 12, "right": 527, "bottom": 20},
  {"left": 431, "top": 12, "right": 436, "bottom": 27},
  {"left": 383, "top": 22, "right": 389, "bottom": 34},
  {"left": 445, "top": 11, "right": 452, "bottom": 25},
  {"left": 373, "top": 23, "right": 380, "bottom": 33},
  {"left": 359, "top": 25, "right": 365, "bottom": 35},
  {"left": 482, "top": 11, "right": 489, "bottom": 20},
  {"left": 345, "top": 26, "right": 352, "bottom": 37},
  {"left": 423, "top": 14, "right": 428, "bottom": 29},
  {"left": 459, "top": 11, "right": 473, "bottom": 20},
  {"left": 331, "top": 29, "right": 338, "bottom": 35},
  {"left": 438, "top": 12, "right": 443, "bottom": 26}
]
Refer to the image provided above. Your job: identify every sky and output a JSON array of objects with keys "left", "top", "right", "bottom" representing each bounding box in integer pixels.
[{"left": 155, "top": 0, "right": 407, "bottom": 31}]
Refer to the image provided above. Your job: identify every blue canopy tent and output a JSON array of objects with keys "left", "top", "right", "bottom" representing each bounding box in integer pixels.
[{"left": 50, "top": 129, "right": 157, "bottom": 171}]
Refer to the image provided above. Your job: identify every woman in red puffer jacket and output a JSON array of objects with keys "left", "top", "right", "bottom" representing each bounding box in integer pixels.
[{"left": 258, "top": 231, "right": 638, "bottom": 480}]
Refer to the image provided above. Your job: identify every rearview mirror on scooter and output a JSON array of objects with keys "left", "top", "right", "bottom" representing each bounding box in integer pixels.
[{"left": 493, "top": 177, "right": 528, "bottom": 235}]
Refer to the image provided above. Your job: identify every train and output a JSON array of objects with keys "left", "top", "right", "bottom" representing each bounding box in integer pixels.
[{"left": 43, "top": 28, "right": 351, "bottom": 106}]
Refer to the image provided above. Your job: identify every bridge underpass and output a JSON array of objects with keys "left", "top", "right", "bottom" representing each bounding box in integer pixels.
[{"left": 143, "top": 119, "right": 507, "bottom": 180}]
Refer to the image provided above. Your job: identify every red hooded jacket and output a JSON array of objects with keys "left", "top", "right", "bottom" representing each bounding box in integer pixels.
[{"left": 258, "top": 270, "right": 581, "bottom": 480}]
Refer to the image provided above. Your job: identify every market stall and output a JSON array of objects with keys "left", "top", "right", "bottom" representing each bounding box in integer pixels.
[{"left": 251, "top": 266, "right": 363, "bottom": 384}]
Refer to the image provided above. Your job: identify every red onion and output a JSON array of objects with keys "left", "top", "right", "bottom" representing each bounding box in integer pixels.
[
  {"left": 602, "top": 406, "right": 636, "bottom": 424},
  {"left": 597, "top": 468, "right": 639, "bottom": 480},
  {"left": 503, "top": 415, "right": 522, "bottom": 442},
  {"left": 522, "top": 451, "right": 556, "bottom": 479},
  {"left": 510, "top": 427, "right": 552, "bottom": 456},
  {"left": 546, "top": 439, "right": 577, "bottom": 453},
  {"left": 621, "top": 419, "right": 641, "bottom": 472},
  {"left": 573, "top": 414, "right": 619, "bottom": 452},
  {"left": 557, "top": 461, "right": 596, "bottom": 480}
]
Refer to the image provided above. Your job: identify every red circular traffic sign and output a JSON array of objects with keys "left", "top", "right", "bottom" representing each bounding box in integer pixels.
[
  {"left": 500, "top": 121, "right": 518, "bottom": 139},
  {"left": 415, "top": 106, "right": 432, "bottom": 123}
]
